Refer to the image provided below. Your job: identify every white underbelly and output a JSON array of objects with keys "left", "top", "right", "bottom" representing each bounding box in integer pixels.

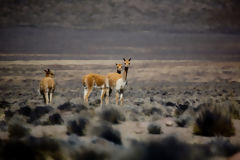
[{"left": 116, "top": 78, "right": 126, "bottom": 90}]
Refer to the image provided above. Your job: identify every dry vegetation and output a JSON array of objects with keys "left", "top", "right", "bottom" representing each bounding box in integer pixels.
[{"left": 0, "top": 60, "right": 240, "bottom": 160}]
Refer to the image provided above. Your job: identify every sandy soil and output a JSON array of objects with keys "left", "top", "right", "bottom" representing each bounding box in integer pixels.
[{"left": 0, "top": 60, "right": 240, "bottom": 160}]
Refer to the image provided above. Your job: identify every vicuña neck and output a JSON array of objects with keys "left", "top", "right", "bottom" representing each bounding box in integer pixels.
[{"left": 123, "top": 66, "right": 128, "bottom": 81}]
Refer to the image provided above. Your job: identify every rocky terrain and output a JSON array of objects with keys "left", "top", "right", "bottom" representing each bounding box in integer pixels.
[{"left": 0, "top": 60, "right": 240, "bottom": 160}]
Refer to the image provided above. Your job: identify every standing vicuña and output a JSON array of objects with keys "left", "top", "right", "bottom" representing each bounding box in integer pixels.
[
  {"left": 106, "top": 58, "right": 131, "bottom": 105},
  {"left": 40, "top": 69, "right": 55, "bottom": 104},
  {"left": 82, "top": 63, "right": 123, "bottom": 106}
]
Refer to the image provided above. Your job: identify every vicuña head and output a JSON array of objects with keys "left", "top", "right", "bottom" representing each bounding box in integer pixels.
[
  {"left": 105, "top": 58, "right": 131, "bottom": 105},
  {"left": 116, "top": 63, "right": 123, "bottom": 74},
  {"left": 123, "top": 58, "right": 131, "bottom": 68},
  {"left": 40, "top": 69, "right": 55, "bottom": 104},
  {"left": 44, "top": 69, "right": 54, "bottom": 78}
]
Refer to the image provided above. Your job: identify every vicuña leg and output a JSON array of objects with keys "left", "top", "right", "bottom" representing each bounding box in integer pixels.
[
  {"left": 105, "top": 87, "right": 110, "bottom": 105},
  {"left": 120, "top": 89, "right": 124, "bottom": 105},
  {"left": 44, "top": 92, "right": 49, "bottom": 104},
  {"left": 84, "top": 87, "right": 92, "bottom": 104},
  {"left": 49, "top": 91, "right": 53, "bottom": 104},
  {"left": 115, "top": 91, "right": 119, "bottom": 105},
  {"left": 100, "top": 88, "right": 106, "bottom": 106},
  {"left": 83, "top": 87, "right": 88, "bottom": 103}
]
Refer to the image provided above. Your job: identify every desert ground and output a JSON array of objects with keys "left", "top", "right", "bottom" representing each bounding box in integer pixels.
[{"left": 0, "top": 60, "right": 240, "bottom": 160}]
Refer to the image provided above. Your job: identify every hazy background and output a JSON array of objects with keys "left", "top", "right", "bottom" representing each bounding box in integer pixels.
[{"left": 0, "top": 0, "right": 240, "bottom": 60}]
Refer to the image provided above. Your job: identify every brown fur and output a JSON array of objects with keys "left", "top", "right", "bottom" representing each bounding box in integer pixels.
[{"left": 40, "top": 69, "right": 55, "bottom": 104}]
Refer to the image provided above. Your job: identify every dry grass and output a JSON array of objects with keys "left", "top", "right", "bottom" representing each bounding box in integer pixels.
[{"left": 193, "top": 104, "right": 235, "bottom": 137}]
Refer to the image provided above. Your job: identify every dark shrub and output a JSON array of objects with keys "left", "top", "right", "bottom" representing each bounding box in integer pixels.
[
  {"left": 58, "top": 102, "right": 75, "bottom": 111},
  {"left": 176, "top": 102, "right": 189, "bottom": 116},
  {"left": 29, "top": 106, "right": 53, "bottom": 122},
  {"left": 49, "top": 113, "right": 64, "bottom": 125},
  {"left": 176, "top": 115, "right": 192, "bottom": 127},
  {"left": 67, "top": 117, "right": 89, "bottom": 136},
  {"left": 4, "top": 110, "right": 14, "bottom": 121},
  {"left": 34, "top": 106, "right": 53, "bottom": 116},
  {"left": 143, "top": 107, "right": 162, "bottom": 116},
  {"left": 165, "top": 102, "right": 176, "bottom": 107},
  {"left": 0, "top": 137, "right": 64, "bottom": 160},
  {"left": 0, "top": 140, "right": 39, "bottom": 160},
  {"left": 206, "top": 137, "right": 240, "bottom": 157},
  {"left": 193, "top": 106, "right": 235, "bottom": 137},
  {"left": 90, "top": 122, "right": 122, "bottom": 145},
  {"left": 0, "top": 100, "right": 10, "bottom": 109},
  {"left": 121, "top": 136, "right": 206, "bottom": 160},
  {"left": 18, "top": 106, "right": 32, "bottom": 117},
  {"left": 71, "top": 147, "right": 109, "bottom": 160},
  {"left": 8, "top": 123, "right": 30, "bottom": 139},
  {"left": 100, "top": 107, "right": 125, "bottom": 124},
  {"left": 0, "top": 120, "right": 7, "bottom": 131},
  {"left": 148, "top": 123, "right": 161, "bottom": 134},
  {"left": 75, "top": 104, "right": 87, "bottom": 113},
  {"left": 228, "top": 101, "right": 240, "bottom": 119}
]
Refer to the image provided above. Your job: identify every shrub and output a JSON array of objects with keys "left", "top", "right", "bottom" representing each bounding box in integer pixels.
[
  {"left": 8, "top": 123, "right": 30, "bottom": 139},
  {"left": 18, "top": 106, "right": 32, "bottom": 117},
  {"left": 100, "top": 107, "right": 125, "bottom": 124},
  {"left": 0, "top": 137, "right": 65, "bottom": 160},
  {"left": 0, "top": 120, "right": 7, "bottom": 131},
  {"left": 119, "top": 136, "right": 206, "bottom": 160},
  {"left": 228, "top": 101, "right": 240, "bottom": 119},
  {"left": 89, "top": 122, "right": 122, "bottom": 145},
  {"left": 148, "top": 123, "right": 162, "bottom": 134},
  {"left": 176, "top": 115, "right": 192, "bottom": 127},
  {"left": 49, "top": 113, "right": 64, "bottom": 125},
  {"left": 206, "top": 137, "right": 240, "bottom": 157},
  {"left": 58, "top": 102, "right": 87, "bottom": 112},
  {"left": 67, "top": 117, "right": 89, "bottom": 136},
  {"left": 193, "top": 105, "right": 235, "bottom": 137},
  {"left": 71, "top": 147, "right": 109, "bottom": 160},
  {"left": 143, "top": 107, "right": 162, "bottom": 116},
  {"left": 0, "top": 100, "right": 11, "bottom": 109}
]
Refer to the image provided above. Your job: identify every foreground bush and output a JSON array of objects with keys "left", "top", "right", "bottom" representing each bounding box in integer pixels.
[
  {"left": 89, "top": 122, "right": 122, "bottom": 145},
  {"left": 67, "top": 117, "right": 89, "bottom": 136},
  {"left": 0, "top": 137, "right": 64, "bottom": 160},
  {"left": 8, "top": 123, "right": 30, "bottom": 139},
  {"left": 100, "top": 107, "right": 125, "bottom": 124},
  {"left": 148, "top": 123, "right": 162, "bottom": 134},
  {"left": 193, "top": 105, "right": 235, "bottom": 137},
  {"left": 228, "top": 101, "right": 240, "bottom": 119}
]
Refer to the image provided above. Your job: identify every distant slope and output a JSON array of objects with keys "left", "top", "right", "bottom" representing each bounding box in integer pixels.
[
  {"left": 0, "top": 0, "right": 239, "bottom": 32},
  {"left": 0, "top": 27, "right": 240, "bottom": 60}
]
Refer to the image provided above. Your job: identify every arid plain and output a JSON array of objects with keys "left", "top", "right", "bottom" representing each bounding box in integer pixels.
[{"left": 0, "top": 59, "right": 240, "bottom": 160}]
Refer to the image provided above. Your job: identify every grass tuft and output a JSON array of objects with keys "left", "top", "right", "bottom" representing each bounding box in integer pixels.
[{"left": 193, "top": 105, "right": 235, "bottom": 137}]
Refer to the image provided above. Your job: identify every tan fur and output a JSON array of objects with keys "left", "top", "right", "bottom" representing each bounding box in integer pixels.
[
  {"left": 107, "top": 73, "right": 122, "bottom": 87},
  {"left": 106, "top": 58, "right": 131, "bottom": 105},
  {"left": 82, "top": 64, "right": 122, "bottom": 106},
  {"left": 40, "top": 69, "right": 55, "bottom": 104},
  {"left": 82, "top": 73, "right": 106, "bottom": 106}
]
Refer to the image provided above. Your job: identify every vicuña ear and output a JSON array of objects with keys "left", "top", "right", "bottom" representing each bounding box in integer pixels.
[
  {"left": 47, "top": 69, "right": 50, "bottom": 72},
  {"left": 44, "top": 70, "right": 47, "bottom": 73},
  {"left": 123, "top": 58, "right": 126, "bottom": 61},
  {"left": 116, "top": 63, "right": 118, "bottom": 66},
  {"left": 129, "top": 58, "right": 131, "bottom": 61}
]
